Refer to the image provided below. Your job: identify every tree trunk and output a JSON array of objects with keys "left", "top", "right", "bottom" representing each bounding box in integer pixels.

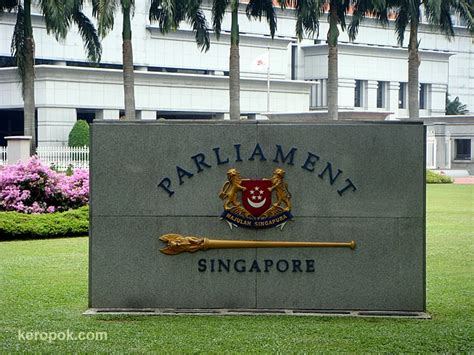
[
  {"left": 327, "top": 3, "right": 339, "bottom": 120},
  {"left": 408, "top": 20, "right": 420, "bottom": 120},
  {"left": 24, "top": 0, "right": 36, "bottom": 154},
  {"left": 327, "top": 45, "right": 338, "bottom": 120},
  {"left": 122, "top": 5, "right": 136, "bottom": 120},
  {"left": 229, "top": 6, "right": 240, "bottom": 120}
]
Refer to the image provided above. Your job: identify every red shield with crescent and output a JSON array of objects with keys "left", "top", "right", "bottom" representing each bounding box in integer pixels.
[{"left": 241, "top": 180, "right": 272, "bottom": 217}]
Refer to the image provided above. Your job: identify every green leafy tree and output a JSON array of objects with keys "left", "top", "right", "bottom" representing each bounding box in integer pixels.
[
  {"left": 446, "top": 95, "right": 469, "bottom": 115},
  {"left": 212, "top": 0, "right": 277, "bottom": 120},
  {"left": 351, "top": 0, "right": 473, "bottom": 120},
  {"left": 68, "top": 120, "right": 90, "bottom": 147},
  {"left": 0, "top": 0, "right": 101, "bottom": 153}
]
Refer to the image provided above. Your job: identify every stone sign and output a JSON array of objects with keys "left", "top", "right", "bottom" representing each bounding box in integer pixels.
[{"left": 89, "top": 120, "right": 425, "bottom": 312}]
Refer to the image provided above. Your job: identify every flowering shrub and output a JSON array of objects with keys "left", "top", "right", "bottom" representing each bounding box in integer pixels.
[
  {"left": 0, "top": 156, "right": 89, "bottom": 213},
  {"left": 58, "top": 168, "right": 89, "bottom": 209}
]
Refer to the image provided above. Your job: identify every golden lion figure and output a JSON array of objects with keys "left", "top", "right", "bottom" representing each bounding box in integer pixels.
[
  {"left": 268, "top": 168, "right": 291, "bottom": 211},
  {"left": 219, "top": 168, "right": 247, "bottom": 210}
]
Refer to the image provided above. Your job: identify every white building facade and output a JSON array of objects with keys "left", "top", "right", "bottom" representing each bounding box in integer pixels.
[{"left": 0, "top": 2, "right": 473, "bottom": 148}]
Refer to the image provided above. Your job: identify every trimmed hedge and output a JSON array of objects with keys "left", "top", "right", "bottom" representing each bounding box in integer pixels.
[
  {"left": 0, "top": 206, "right": 88, "bottom": 240},
  {"left": 68, "top": 120, "right": 89, "bottom": 147},
  {"left": 427, "top": 170, "right": 453, "bottom": 184}
]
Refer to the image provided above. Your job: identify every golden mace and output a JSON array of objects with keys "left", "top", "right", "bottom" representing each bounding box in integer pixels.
[{"left": 159, "top": 234, "right": 356, "bottom": 255}]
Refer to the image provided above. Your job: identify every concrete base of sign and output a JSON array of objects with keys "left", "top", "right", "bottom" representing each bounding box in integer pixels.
[{"left": 83, "top": 308, "right": 431, "bottom": 319}]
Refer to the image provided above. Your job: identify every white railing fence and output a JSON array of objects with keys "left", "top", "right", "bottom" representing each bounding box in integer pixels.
[
  {"left": 0, "top": 146, "right": 6, "bottom": 165},
  {"left": 36, "top": 146, "right": 89, "bottom": 171}
]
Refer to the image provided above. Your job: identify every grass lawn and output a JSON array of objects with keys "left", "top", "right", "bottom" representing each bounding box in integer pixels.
[{"left": 1, "top": 185, "right": 473, "bottom": 352}]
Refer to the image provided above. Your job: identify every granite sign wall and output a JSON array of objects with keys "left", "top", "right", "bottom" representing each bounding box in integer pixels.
[{"left": 89, "top": 120, "right": 425, "bottom": 312}]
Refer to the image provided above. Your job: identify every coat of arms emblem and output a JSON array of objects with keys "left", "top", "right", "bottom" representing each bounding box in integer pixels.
[{"left": 218, "top": 168, "right": 293, "bottom": 229}]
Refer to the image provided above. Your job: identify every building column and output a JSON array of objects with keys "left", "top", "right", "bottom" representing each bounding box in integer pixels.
[
  {"left": 431, "top": 84, "right": 447, "bottom": 115},
  {"left": 338, "top": 78, "right": 355, "bottom": 110},
  {"left": 96, "top": 109, "right": 120, "bottom": 120},
  {"left": 137, "top": 110, "right": 156, "bottom": 120},
  {"left": 37, "top": 107, "right": 77, "bottom": 146},
  {"left": 387, "top": 82, "right": 400, "bottom": 119},
  {"left": 433, "top": 123, "right": 451, "bottom": 169},
  {"left": 366, "top": 80, "right": 378, "bottom": 110}
]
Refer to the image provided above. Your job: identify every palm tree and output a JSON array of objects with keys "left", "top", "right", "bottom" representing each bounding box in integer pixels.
[
  {"left": 325, "top": 1, "right": 352, "bottom": 120},
  {"left": 212, "top": 0, "right": 277, "bottom": 120},
  {"left": 92, "top": 0, "right": 133, "bottom": 121},
  {"left": 446, "top": 95, "right": 469, "bottom": 115},
  {"left": 351, "top": 0, "right": 473, "bottom": 120},
  {"left": 1, "top": 0, "right": 101, "bottom": 153},
  {"left": 284, "top": 0, "right": 359, "bottom": 120},
  {"left": 92, "top": 0, "right": 136, "bottom": 120},
  {"left": 94, "top": 0, "right": 210, "bottom": 121}
]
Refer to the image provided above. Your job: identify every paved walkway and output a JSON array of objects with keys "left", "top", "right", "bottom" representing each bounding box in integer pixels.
[{"left": 453, "top": 176, "right": 474, "bottom": 184}]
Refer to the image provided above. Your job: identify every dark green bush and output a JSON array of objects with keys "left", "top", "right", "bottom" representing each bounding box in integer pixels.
[
  {"left": 427, "top": 170, "right": 453, "bottom": 184},
  {"left": 68, "top": 120, "right": 90, "bottom": 147},
  {"left": 0, "top": 206, "right": 88, "bottom": 240}
]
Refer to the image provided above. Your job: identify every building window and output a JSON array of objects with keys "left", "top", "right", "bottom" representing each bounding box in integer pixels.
[
  {"left": 377, "top": 81, "right": 386, "bottom": 108},
  {"left": 77, "top": 109, "right": 95, "bottom": 124},
  {"left": 420, "top": 83, "right": 428, "bottom": 109},
  {"left": 0, "top": 110, "right": 24, "bottom": 146},
  {"left": 291, "top": 45, "right": 297, "bottom": 80},
  {"left": 354, "top": 80, "right": 363, "bottom": 108},
  {"left": 455, "top": 139, "right": 471, "bottom": 160},
  {"left": 399, "top": 82, "right": 407, "bottom": 108}
]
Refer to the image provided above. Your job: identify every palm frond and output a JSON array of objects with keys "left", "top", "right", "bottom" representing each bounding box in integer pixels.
[
  {"left": 149, "top": 0, "right": 176, "bottom": 34},
  {"left": 172, "top": 0, "right": 186, "bottom": 26},
  {"left": 292, "top": 0, "right": 322, "bottom": 40},
  {"left": 349, "top": 0, "right": 390, "bottom": 41},
  {"left": 71, "top": 6, "right": 102, "bottom": 62},
  {"left": 10, "top": 4, "right": 27, "bottom": 96},
  {"left": 246, "top": 0, "right": 277, "bottom": 38},
  {"left": 0, "top": 0, "right": 17, "bottom": 12},
  {"left": 424, "top": 0, "right": 472, "bottom": 39},
  {"left": 448, "top": 0, "right": 474, "bottom": 32},
  {"left": 394, "top": 4, "right": 410, "bottom": 45},
  {"left": 409, "top": 0, "right": 421, "bottom": 21},
  {"left": 92, "top": 0, "right": 118, "bottom": 37},
  {"left": 211, "top": 0, "right": 230, "bottom": 38},
  {"left": 37, "top": 0, "right": 73, "bottom": 40},
  {"left": 423, "top": 0, "right": 440, "bottom": 23},
  {"left": 334, "top": 0, "right": 351, "bottom": 31},
  {"left": 437, "top": 0, "right": 455, "bottom": 37},
  {"left": 185, "top": 1, "right": 210, "bottom": 51},
  {"left": 121, "top": 0, "right": 134, "bottom": 11}
]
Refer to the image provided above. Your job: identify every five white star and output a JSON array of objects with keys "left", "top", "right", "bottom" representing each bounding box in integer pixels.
[{"left": 250, "top": 187, "right": 264, "bottom": 202}]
